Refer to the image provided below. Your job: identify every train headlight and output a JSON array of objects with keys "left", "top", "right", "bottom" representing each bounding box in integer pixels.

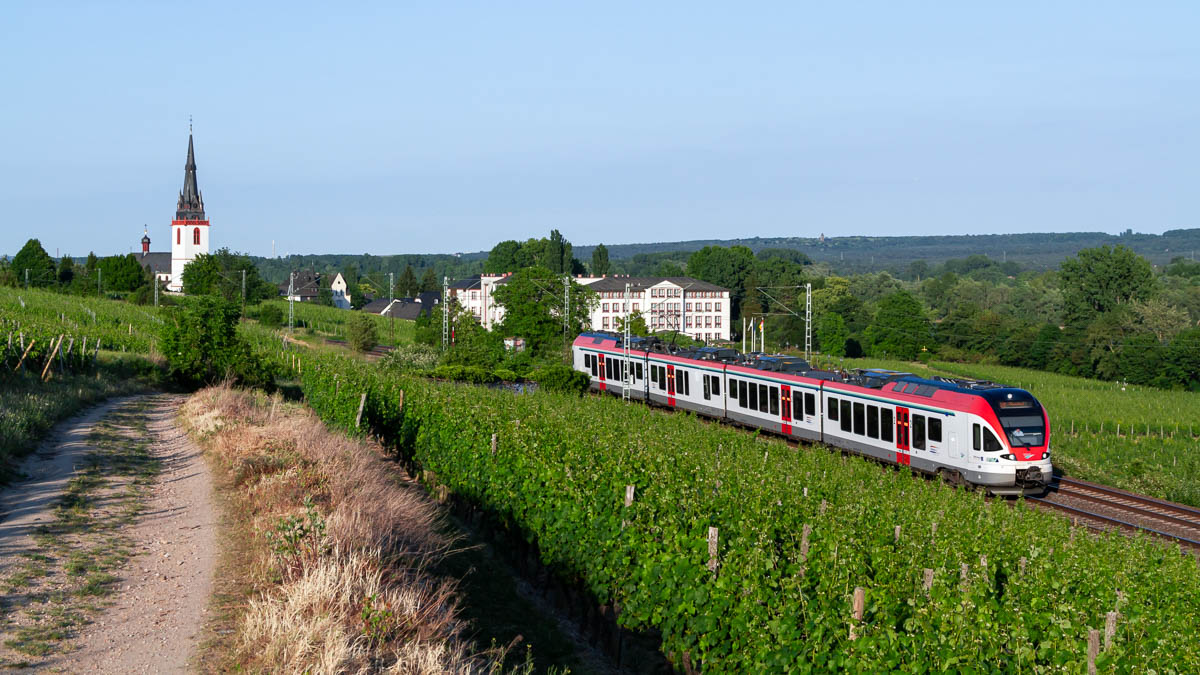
[
  {"left": 1041, "top": 451, "right": 1050, "bottom": 460},
  {"left": 1001, "top": 453, "right": 1015, "bottom": 461}
]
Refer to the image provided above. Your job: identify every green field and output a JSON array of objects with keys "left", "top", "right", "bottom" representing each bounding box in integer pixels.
[
  {"left": 273, "top": 346, "right": 1200, "bottom": 672},
  {"left": 255, "top": 299, "right": 415, "bottom": 347}
]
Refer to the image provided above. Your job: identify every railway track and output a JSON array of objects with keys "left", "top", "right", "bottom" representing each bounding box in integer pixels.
[{"left": 1027, "top": 477, "right": 1200, "bottom": 550}]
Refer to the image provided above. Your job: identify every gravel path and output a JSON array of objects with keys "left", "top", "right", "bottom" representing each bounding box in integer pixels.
[{"left": 0, "top": 395, "right": 216, "bottom": 673}]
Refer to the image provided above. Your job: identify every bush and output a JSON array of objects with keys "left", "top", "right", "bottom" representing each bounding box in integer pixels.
[
  {"left": 430, "top": 365, "right": 497, "bottom": 384},
  {"left": 347, "top": 313, "right": 379, "bottom": 353},
  {"left": 381, "top": 343, "right": 440, "bottom": 372},
  {"left": 258, "top": 303, "right": 284, "bottom": 328},
  {"left": 159, "top": 296, "right": 275, "bottom": 389},
  {"left": 492, "top": 368, "right": 519, "bottom": 382},
  {"left": 529, "top": 364, "right": 589, "bottom": 395}
]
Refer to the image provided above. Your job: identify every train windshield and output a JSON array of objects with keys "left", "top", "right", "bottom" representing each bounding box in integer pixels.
[{"left": 994, "top": 399, "right": 1046, "bottom": 447}]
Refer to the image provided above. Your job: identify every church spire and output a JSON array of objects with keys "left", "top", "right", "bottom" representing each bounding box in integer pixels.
[{"left": 176, "top": 129, "right": 205, "bottom": 221}]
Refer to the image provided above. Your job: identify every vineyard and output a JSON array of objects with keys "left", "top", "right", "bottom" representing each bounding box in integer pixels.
[
  {"left": 255, "top": 299, "right": 415, "bottom": 347},
  {"left": 0, "top": 287, "right": 162, "bottom": 476},
  {"left": 267, "top": 345, "right": 1200, "bottom": 671}
]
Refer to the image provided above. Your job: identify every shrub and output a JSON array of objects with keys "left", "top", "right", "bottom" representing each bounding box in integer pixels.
[
  {"left": 381, "top": 343, "right": 440, "bottom": 372},
  {"left": 258, "top": 303, "right": 284, "bottom": 328},
  {"left": 492, "top": 368, "right": 519, "bottom": 383},
  {"left": 159, "top": 296, "right": 274, "bottom": 389},
  {"left": 529, "top": 364, "right": 589, "bottom": 395},
  {"left": 347, "top": 313, "right": 378, "bottom": 353},
  {"left": 430, "top": 365, "right": 497, "bottom": 384}
]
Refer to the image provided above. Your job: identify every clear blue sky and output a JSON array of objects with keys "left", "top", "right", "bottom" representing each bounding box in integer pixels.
[{"left": 1, "top": 2, "right": 1196, "bottom": 258}]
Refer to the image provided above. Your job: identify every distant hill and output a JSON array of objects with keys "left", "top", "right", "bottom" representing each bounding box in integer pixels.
[{"left": 244, "top": 228, "right": 1200, "bottom": 284}]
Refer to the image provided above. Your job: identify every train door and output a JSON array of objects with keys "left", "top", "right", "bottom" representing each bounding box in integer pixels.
[
  {"left": 781, "top": 385, "right": 793, "bottom": 435},
  {"left": 597, "top": 354, "right": 606, "bottom": 391},
  {"left": 895, "top": 407, "right": 911, "bottom": 466},
  {"left": 666, "top": 364, "right": 676, "bottom": 406}
]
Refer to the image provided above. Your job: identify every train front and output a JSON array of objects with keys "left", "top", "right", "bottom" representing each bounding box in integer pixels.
[{"left": 981, "top": 387, "right": 1053, "bottom": 495}]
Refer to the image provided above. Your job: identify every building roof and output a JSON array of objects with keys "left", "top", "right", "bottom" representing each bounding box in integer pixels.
[
  {"left": 583, "top": 276, "right": 727, "bottom": 293},
  {"left": 279, "top": 269, "right": 321, "bottom": 298},
  {"left": 361, "top": 298, "right": 394, "bottom": 314},
  {"left": 176, "top": 132, "right": 206, "bottom": 221},
  {"left": 449, "top": 276, "right": 481, "bottom": 290},
  {"left": 415, "top": 291, "right": 441, "bottom": 306},
  {"left": 138, "top": 252, "right": 170, "bottom": 276}
]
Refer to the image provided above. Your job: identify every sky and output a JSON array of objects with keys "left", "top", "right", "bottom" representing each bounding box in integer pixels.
[{"left": 1, "top": 2, "right": 1197, "bottom": 258}]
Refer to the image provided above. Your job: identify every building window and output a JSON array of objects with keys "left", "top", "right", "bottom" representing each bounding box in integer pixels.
[
  {"left": 633, "top": 303, "right": 639, "bottom": 311},
  {"left": 715, "top": 302, "right": 721, "bottom": 311},
  {"left": 715, "top": 317, "right": 722, "bottom": 327},
  {"left": 176, "top": 228, "right": 180, "bottom": 245},
  {"left": 603, "top": 303, "right": 609, "bottom": 312},
  {"left": 602, "top": 317, "right": 609, "bottom": 329},
  {"left": 193, "top": 228, "right": 200, "bottom": 245}
]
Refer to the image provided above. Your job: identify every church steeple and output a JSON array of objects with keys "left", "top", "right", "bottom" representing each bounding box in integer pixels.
[{"left": 176, "top": 131, "right": 205, "bottom": 221}]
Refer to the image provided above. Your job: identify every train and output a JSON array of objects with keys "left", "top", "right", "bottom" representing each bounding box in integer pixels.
[{"left": 572, "top": 332, "right": 1052, "bottom": 496}]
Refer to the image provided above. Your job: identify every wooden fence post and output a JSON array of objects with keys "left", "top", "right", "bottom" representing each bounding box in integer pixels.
[
  {"left": 706, "top": 527, "right": 719, "bottom": 575},
  {"left": 1104, "top": 612, "right": 1118, "bottom": 651},
  {"left": 922, "top": 568, "right": 934, "bottom": 594},
  {"left": 13, "top": 338, "right": 35, "bottom": 372},
  {"left": 491, "top": 433, "right": 499, "bottom": 456},
  {"left": 41, "top": 335, "right": 64, "bottom": 381},
  {"left": 799, "top": 524, "right": 812, "bottom": 574},
  {"left": 849, "top": 587, "right": 865, "bottom": 640},
  {"left": 355, "top": 392, "right": 367, "bottom": 429},
  {"left": 624, "top": 485, "right": 635, "bottom": 508},
  {"left": 1019, "top": 557, "right": 1027, "bottom": 576},
  {"left": 894, "top": 525, "right": 901, "bottom": 543},
  {"left": 819, "top": 499, "right": 828, "bottom": 515},
  {"left": 1087, "top": 629, "right": 1099, "bottom": 675}
]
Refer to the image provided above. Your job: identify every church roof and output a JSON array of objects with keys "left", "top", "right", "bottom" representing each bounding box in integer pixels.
[
  {"left": 176, "top": 133, "right": 206, "bottom": 221},
  {"left": 139, "top": 252, "right": 170, "bottom": 275}
]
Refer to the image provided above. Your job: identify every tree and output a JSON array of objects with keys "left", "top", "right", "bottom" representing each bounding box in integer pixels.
[
  {"left": 615, "top": 309, "right": 649, "bottom": 336},
  {"left": 485, "top": 240, "right": 522, "bottom": 273},
  {"left": 686, "top": 246, "right": 755, "bottom": 318},
  {"left": 347, "top": 313, "right": 379, "bottom": 353},
  {"left": 420, "top": 268, "right": 439, "bottom": 293},
  {"left": 257, "top": 303, "right": 284, "bottom": 328},
  {"left": 1163, "top": 328, "right": 1200, "bottom": 390},
  {"left": 816, "top": 313, "right": 849, "bottom": 357},
  {"left": 592, "top": 244, "right": 610, "bottom": 276},
  {"left": 12, "top": 239, "right": 55, "bottom": 287},
  {"left": 441, "top": 301, "right": 503, "bottom": 368},
  {"left": 159, "top": 296, "right": 271, "bottom": 388},
  {"left": 55, "top": 255, "right": 75, "bottom": 285},
  {"left": 755, "top": 248, "right": 812, "bottom": 266},
  {"left": 1059, "top": 245, "right": 1156, "bottom": 318},
  {"left": 180, "top": 248, "right": 275, "bottom": 304},
  {"left": 863, "top": 291, "right": 931, "bottom": 360},
  {"left": 398, "top": 265, "right": 418, "bottom": 297},
  {"left": 493, "top": 266, "right": 597, "bottom": 356},
  {"left": 98, "top": 253, "right": 150, "bottom": 293}
]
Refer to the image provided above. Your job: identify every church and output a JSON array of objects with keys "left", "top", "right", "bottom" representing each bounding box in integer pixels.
[{"left": 139, "top": 130, "right": 211, "bottom": 292}]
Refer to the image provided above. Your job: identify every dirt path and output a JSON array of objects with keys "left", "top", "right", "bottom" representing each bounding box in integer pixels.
[{"left": 0, "top": 395, "right": 216, "bottom": 673}]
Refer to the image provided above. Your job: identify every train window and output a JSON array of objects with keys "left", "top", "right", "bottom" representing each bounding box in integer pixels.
[
  {"left": 973, "top": 424, "right": 981, "bottom": 451},
  {"left": 793, "top": 395, "right": 803, "bottom": 420},
  {"left": 748, "top": 382, "right": 758, "bottom": 410},
  {"left": 684, "top": 371, "right": 690, "bottom": 395},
  {"left": 739, "top": 380, "right": 748, "bottom": 408},
  {"left": 770, "top": 387, "right": 779, "bottom": 416},
  {"left": 983, "top": 428, "right": 1003, "bottom": 452},
  {"left": 912, "top": 415, "right": 926, "bottom": 450},
  {"left": 729, "top": 379, "right": 737, "bottom": 399},
  {"left": 867, "top": 405, "right": 879, "bottom": 439},
  {"left": 711, "top": 376, "right": 719, "bottom": 397},
  {"left": 929, "top": 418, "right": 942, "bottom": 443},
  {"left": 636, "top": 363, "right": 643, "bottom": 381},
  {"left": 675, "top": 369, "right": 683, "bottom": 395},
  {"left": 828, "top": 397, "right": 839, "bottom": 421},
  {"left": 805, "top": 392, "right": 815, "bottom": 417},
  {"left": 840, "top": 400, "right": 852, "bottom": 432},
  {"left": 853, "top": 402, "right": 865, "bottom": 435},
  {"left": 881, "top": 409, "right": 894, "bottom": 442},
  {"left": 759, "top": 384, "right": 769, "bottom": 413},
  {"left": 703, "top": 376, "right": 711, "bottom": 400}
]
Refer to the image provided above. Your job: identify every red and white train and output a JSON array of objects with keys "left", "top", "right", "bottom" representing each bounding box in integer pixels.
[{"left": 572, "top": 332, "right": 1052, "bottom": 495}]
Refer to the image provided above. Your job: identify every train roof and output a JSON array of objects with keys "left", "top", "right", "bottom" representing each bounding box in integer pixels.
[{"left": 573, "top": 332, "right": 1030, "bottom": 395}]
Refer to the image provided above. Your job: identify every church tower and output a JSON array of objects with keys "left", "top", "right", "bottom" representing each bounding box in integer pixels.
[{"left": 169, "top": 130, "right": 210, "bottom": 292}]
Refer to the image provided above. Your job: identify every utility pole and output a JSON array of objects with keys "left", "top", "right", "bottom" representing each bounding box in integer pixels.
[
  {"left": 441, "top": 276, "right": 449, "bottom": 352},
  {"left": 241, "top": 269, "right": 247, "bottom": 318},
  {"left": 804, "top": 282, "right": 812, "bottom": 361},
  {"left": 288, "top": 272, "right": 295, "bottom": 333},
  {"left": 742, "top": 316, "right": 746, "bottom": 353},
  {"left": 623, "top": 282, "right": 631, "bottom": 402},
  {"left": 389, "top": 271, "right": 395, "bottom": 342},
  {"left": 154, "top": 279, "right": 159, "bottom": 308}
]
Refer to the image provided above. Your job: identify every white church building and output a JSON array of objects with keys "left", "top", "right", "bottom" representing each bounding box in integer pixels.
[{"left": 139, "top": 130, "right": 210, "bottom": 292}]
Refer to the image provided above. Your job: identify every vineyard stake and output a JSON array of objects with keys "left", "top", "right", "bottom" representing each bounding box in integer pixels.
[
  {"left": 13, "top": 338, "right": 35, "bottom": 372},
  {"left": 1104, "top": 611, "right": 1118, "bottom": 651},
  {"left": 706, "top": 527, "right": 719, "bottom": 575},
  {"left": 894, "top": 525, "right": 901, "bottom": 543},
  {"left": 624, "top": 484, "right": 635, "bottom": 508},
  {"left": 800, "top": 524, "right": 811, "bottom": 573},
  {"left": 922, "top": 568, "right": 934, "bottom": 594},
  {"left": 355, "top": 392, "right": 367, "bottom": 429},
  {"left": 1019, "top": 557, "right": 1027, "bottom": 576},
  {"left": 819, "top": 499, "right": 828, "bottom": 515},
  {"left": 491, "top": 433, "right": 499, "bottom": 456},
  {"left": 41, "top": 335, "right": 63, "bottom": 381},
  {"left": 849, "top": 587, "right": 865, "bottom": 640},
  {"left": 1087, "top": 629, "right": 1099, "bottom": 675}
]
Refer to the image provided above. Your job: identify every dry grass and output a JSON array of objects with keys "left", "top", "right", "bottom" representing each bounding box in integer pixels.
[{"left": 182, "top": 384, "right": 499, "bottom": 674}]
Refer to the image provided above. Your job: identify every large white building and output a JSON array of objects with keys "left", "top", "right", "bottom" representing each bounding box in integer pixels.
[{"left": 447, "top": 273, "right": 732, "bottom": 343}]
